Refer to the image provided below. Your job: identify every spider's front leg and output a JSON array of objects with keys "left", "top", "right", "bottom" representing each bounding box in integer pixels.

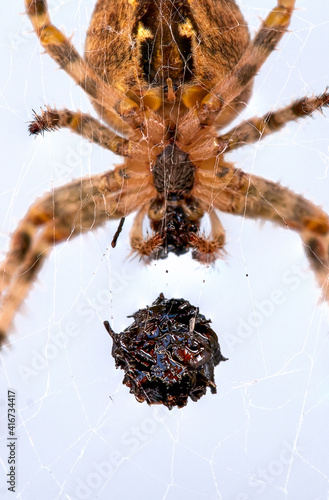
[
  {"left": 29, "top": 108, "right": 130, "bottom": 156},
  {"left": 0, "top": 168, "right": 154, "bottom": 344},
  {"left": 25, "top": 0, "right": 142, "bottom": 131},
  {"left": 194, "top": 169, "right": 329, "bottom": 302},
  {"left": 216, "top": 92, "right": 329, "bottom": 153}
]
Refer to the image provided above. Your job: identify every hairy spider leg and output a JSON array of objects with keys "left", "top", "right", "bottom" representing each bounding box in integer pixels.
[
  {"left": 0, "top": 170, "right": 154, "bottom": 343},
  {"left": 194, "top": 168, "right": 329, "bottom": 302},
  {"left": 216, "top": 92, "right": 329, "bottom": 153},
  {"left": 196, "top": 0, "right": 296, "bottom": 126},
  {"left": 188, "top": 209, "right": 226, "bottom": 264},
  {"left": 24, "top": 0, "right": 142, "bottom": 132},
  {"left": 29, "top": 108, "right": 130, "bottom": 156},
  {"left": 129, "top": 205, "right": 164, "bottom": 259}
]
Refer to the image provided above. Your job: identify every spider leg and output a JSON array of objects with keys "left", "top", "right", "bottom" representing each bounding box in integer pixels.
[
  {"left": 216, "top": 92, "right": 329, "bottom": 153},
  {"left": 197, "top": 0, "right": 296, "bottom": 126},
  {"left": 25, "top": 0, "right": 142, "bottom": 131},
  {"left": 29, "top": 108, "right": 130, "bottom": 156},
  {"left": 0, "top": 169, "right": 154, "bottom": 343},
  {"left": 194, "top": 169, "right": 329, "bottom": 301}
]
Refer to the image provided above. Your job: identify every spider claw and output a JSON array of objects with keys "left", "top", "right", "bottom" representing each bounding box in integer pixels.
[{"left": 28, "top": 107, "right": 60, "bottom": 135}]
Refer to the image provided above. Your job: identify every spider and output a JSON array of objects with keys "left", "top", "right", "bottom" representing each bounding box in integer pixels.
[{"left": 0, "top": 0, "right": 328, "bottom": 344}]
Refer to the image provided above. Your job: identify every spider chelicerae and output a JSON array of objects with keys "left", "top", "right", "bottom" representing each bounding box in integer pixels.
[{"left": 0, "top": 0, "right": 328, "bottom": 344}]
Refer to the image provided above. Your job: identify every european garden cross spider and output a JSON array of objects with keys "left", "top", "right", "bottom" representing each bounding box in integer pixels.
[{"left": 0, "top": 0, "right": 328, "bottom": 343}]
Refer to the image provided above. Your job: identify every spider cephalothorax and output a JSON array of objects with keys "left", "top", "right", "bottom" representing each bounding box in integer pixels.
[
  {"left": 144, "top": 142, "right": 207, "bottom": 260},
  {"left": 0, "top": 0, "right": 329, "bottom": 342}
]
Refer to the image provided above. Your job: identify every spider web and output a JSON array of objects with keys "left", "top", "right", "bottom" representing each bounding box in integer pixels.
[{"left": 0, "top": 1, "right": 329, "bottom": 499}]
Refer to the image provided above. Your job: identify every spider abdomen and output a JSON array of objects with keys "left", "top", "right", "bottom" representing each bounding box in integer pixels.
[{"left": 85, "top": 0, "right": 250, "bottom": 100}]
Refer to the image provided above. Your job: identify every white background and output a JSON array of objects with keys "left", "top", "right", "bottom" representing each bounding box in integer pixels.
[{"left": 0, "top": 1, "right": 329, "bottom": 499}]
